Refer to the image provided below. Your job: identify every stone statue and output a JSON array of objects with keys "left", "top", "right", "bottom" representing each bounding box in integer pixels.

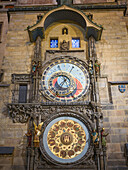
[
  {"left": 25, "top": 130, "right": 32, "bottom": 147},
  {"left": 60, "top": 40, "right": 69, "bottom": 51}
]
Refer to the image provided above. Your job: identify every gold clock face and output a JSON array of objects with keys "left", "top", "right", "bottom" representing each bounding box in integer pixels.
[
  {"left": 41, "top": 57, "right": 90, "bottom": 102},
  {"left": 42, "top": 116, "right": 90, "bottom": 164},
  {"left": 47, "top": 119, "right": 86, "bottom": 159}
]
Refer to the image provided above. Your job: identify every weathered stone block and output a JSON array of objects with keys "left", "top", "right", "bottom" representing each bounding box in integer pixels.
[
  {"left": 13, "top": 157, "right": 26, "bottom": 166},
  {"left": 12, "top": 165, "right": 26, "bottom": 170},
  {"left": 107, "top": 143, "right": 121, "bottom": 153},
  {"left": 108, "top": 160, "right": 126, "bottom": 166},
  {"left": 0, "top": 156, "right": 13, "bottom": 165},
  {"left": 108, "top": 153, "right": 124, "bottom": 160},
  {"left": 111, "top": 135, "right": 126, "bottom": 143}
]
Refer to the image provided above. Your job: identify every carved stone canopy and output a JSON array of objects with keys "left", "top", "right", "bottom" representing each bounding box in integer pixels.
[{"left": 27, "top": 5, "right": 103, "bottom": 42}]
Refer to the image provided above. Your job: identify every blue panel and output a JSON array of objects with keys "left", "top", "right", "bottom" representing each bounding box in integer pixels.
[
  {"left": 50, "top": 39, "right": 58, "bottom": 48},
  {"left": 0, "top": 147, "right": 14, "bottom": 155},
  {"left": 72, "top": 38, "right": 80, "bottom": 48}
]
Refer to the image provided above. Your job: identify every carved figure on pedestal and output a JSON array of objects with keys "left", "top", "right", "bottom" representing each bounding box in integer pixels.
[
  {"left": 33, "top": 121, "right": 44, "bottom": 147},
  {"left": 37, "top": 61, "right": 42, "bottom": 76},
  {"left": 60, "top": 40, "right": 69, "bottom": 51},
  {"left": 89, "top": 61, "right": 93, "bottom": 75},
  {"left": 95, "top": 60, "right": 100, "bottom": 75},
  {"left": 101, "top": 128, "right": 109, "bottom": 147},
  {"left": 91, "top": 129, "right": 99, "bottom": 145},
  {"left": 25, "top": 130, "right": 32, "bottom": 147},
  {"left": 62, "top": 28, "right": 68, "bottom": 35},
  {"left": 32, "top": 61, "right": 37, "bottom": 75}
]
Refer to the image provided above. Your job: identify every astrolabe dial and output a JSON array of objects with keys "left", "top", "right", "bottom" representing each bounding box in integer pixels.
[
  {"left": 48, "top": 72, "right": 76, "bottom": 97},
  {"left": 41, "top": 57, "right": 90, "bottom": 102},
  {"left": 42, "top": 117, "right": 90, "bottom": 164}
]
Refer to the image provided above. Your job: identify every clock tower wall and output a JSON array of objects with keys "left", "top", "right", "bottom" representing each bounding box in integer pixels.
[{"left": 1, "top": 2, "right": 128, "bottom": 170}]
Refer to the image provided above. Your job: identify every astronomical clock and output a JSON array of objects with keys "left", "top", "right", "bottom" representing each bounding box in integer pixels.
[
  {"left": 41, "top": 56, "right": 90, "bottom": 103},
  {"left": 8, "top": 1, "right": 104, "bottom": 170},
  {"left": 37, "top": 56, "right": 95, "bottom": 169}
]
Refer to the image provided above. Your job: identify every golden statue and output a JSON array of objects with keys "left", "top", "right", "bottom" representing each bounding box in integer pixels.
[{"left": 33, "top": 121, "right": 44, "bottom": 147}]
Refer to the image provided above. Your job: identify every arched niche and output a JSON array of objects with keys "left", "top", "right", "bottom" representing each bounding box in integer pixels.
[{"left": 27, "top": 5, "right": 103, "bottom": 42}]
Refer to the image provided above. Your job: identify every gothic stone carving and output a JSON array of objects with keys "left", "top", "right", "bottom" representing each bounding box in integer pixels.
[
  {"left": 8, "top": 102, "right": 102, "bottom": 124},
  {"left": 8, "top": 104, "right": 29, "bottom": 123}
]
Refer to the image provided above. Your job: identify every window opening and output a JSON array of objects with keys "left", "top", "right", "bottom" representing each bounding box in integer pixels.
[
  {"left": 72, "top": 38, "right": 80, "bottom": 48},
  {"left": 19, "top": 84, "right": 27, "bottom": 103},
  {"left": 62, "top": 28, "right": 68, "bottom": 35},
  {"left": 50, "top": 38, "right": 58, "bottom": 48}
]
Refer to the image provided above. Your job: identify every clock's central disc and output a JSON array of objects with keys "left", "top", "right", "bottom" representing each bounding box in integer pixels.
[
  {"left": 57, "top": 75, "right": 71, "bottom": 89},
  {"left": 60, "top": 132, "right": 73, "bottom": 145}
]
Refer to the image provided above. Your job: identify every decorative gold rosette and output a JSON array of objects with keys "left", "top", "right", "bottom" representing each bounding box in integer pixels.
[{"left": 47, "top": 119, "right": 86, "bottom": 159}]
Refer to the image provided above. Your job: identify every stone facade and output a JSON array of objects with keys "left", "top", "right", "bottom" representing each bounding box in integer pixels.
[{"left": 0, "top": 0, "right": 128, "bottom": 170}]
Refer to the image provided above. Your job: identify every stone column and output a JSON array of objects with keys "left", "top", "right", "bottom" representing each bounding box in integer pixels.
[
  {"left": 31, "top": 36, "right": 42, "bottom": 102},
  {"left": 102, "top": 146, "right": 107, "bottom": 170},
  {"left": 88, "top": 36, "right": 102, "bottom": 170}
]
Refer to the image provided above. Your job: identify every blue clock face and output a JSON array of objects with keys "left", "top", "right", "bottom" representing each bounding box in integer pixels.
[{"left": 41, "top": 58, "right": 90, "bottom": 102}]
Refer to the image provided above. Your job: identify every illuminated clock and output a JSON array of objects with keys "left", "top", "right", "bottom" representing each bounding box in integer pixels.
[
  {"left": 41, "top": 57, "right": 90, "bottom": 102},
  {"left": 40, "top": 116, "right": 90, "bottom": 164}
]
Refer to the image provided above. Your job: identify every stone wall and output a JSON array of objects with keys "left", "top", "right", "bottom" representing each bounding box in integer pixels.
[
  {"left": 92, "top": 9, "right": 128, "bottom": 169},
  {"left": 0, "top": 12, "right": 8, "bottom": 79}
]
